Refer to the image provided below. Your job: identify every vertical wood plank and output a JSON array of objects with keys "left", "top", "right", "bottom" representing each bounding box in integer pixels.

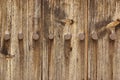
[
  {"left": 47, "top": 0, "right": 64, "bottom": 80},
  {"left": 1, "top": 0, "right": 120, "bottom": 80},
  {"left": 88, "top": 0, "right": 117, "bottom": 80},
  {"left": 22, "top": 0, "right": 29, "bottom": 80},
  {"left": 2, "top": 0, "right": 12, "bottom": 80},
  {"left": 0, "top": 1, "right": 2, "bottom": 79},
  {"left": 63, "top": 0, "right": 77, "bottom": 80},
  {"left": 0, "top": 1, "right": 8, "bottom": 80},
  {"left": 18, "top": 0, "right": 24, "bottom": 79},
  {"left": 47, "top": 0, "right": 56, "bottom": 80},
  {"left": 113, "top": 1, "right": 120, "bottom": 80},
  {"left": 75, "top": 0, "right": 88, "bottom": 80},
  {"left": 10, "top": 0, "right": 21, "bottom": 80},
  {"left": 41, "top": 0, "right": 49, "bottom": 80}
]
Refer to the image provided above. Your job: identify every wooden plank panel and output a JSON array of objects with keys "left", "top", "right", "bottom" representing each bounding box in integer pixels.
[
  {"left": 88, "top": 0, "right": 118, "bottom": 80},
  {"left": 63, "top": 0, "right": 77, "bottom": 80},
  {"left": 75, "top": 0, "right": 88, "bottom": 80},
  {"left": 10, "top": 0, "right": 20, "bottom": 79},
  {"left": 0, "top": 0, "right": 89, "bottom": 80},
  {"left": 21, "top": 0, "right": 29, "bottom": 80},
  {"left": 1, "top": 0, "right": 120, "bottom": 80},
  {"left": 0, "top": 0, "right": 11, "bottom": 80},
  {"left": 113, "top": 1, "right": 120, "bottom": 80},
  {"left": 0, "top": 0, "right": 4, "bottom": 80},
  {"left": 18, "top": 0, "right": 24, "bottom": 80},
  {"left": 42, "top": 0, "right": 53, "bottom": 80},
  {"left": 47, "top": 0, "right": 64, "bottom": 80},
  {"left": 27, "top": 0, "right": 42, "bottom": 80},
  {"left": 47, "top": 0, "right": 56, "bottom": 80}
]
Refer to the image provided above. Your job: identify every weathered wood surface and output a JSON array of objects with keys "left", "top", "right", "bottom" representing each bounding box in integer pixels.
[
  {"left": 0, "top": 0, "right": 120, "bottom": 80},
  {"left": 88, "top": 0, "right": 120, "bottom": 80}
]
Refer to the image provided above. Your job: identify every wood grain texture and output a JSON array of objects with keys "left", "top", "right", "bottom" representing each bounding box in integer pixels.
[
  {"left": 113, "top": 1, "right": 120, "bottom": 80},
  {"left": 0, "top": 0, "right": 120, "bottom": 80},
  {"left": 88, "top": 0, "right": 120, "bottom": 80}
]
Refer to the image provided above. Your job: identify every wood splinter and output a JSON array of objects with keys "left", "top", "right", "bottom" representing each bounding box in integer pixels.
[
  {"left": 98, "top": 19, "right": 120, "bottom": 33},
  {"left": 57, "top": 19, "right": 74, "bottom": 25},
  {"left": 98, "top": 19, "right": 120, "bottom": 40}
]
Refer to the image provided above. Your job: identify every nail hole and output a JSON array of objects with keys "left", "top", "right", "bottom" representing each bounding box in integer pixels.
[
  {"left": 69, "top": 19, "right": 74, "bottom": 25},
  {"left": 116, "top": 19, "right": 120, "bottom": 22},
  {"left": 69, "top": 47, "right": 72, "bottom": 51}
]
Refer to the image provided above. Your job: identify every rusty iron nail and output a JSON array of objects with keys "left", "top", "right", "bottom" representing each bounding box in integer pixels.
[
  {"left": 48, "top": 33, "right": 54, "bottom": 40},
  {"left": 18, "top": 32, "right": 23, "bottom": 40},
  {"left": 64, "top": 33, "right": 72, "bottom": 40},
  {"left": 91, "top": 32, "right": 98, "bottom": 40},
  {"left": 33, "top": 33, "right": 39, "bottom": 40},
  {"left": 109, "top": 33, "right": 116, "bottom": 40},
  {"left": 4, "top": 31, "right": 10, "bottom": 40},
  {"left": 79, "top": 33, "right": 85, "bottom": 40}
]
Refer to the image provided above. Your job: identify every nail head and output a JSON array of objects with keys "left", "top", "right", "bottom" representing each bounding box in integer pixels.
[
  {"left": 79, "top": 33, "right": 85, "bottom": 40},
  {"left": 33, "top": 33, "right": 39, "bottom": 40},
  {"left": 64, "top": 34, "right": 72, "bottom": 40},
  {"left": 18, "top": 32, "right": 23, "bottom": 40},
  {"left": 4, "top": 33, "right": 10, "bottom": 40},
  {"left": 0, "top": 33, "right": 1, "bottom": 38},
  {"left": 91, "top": 32, "right": 98, "bottom": 40},
  {"left": 109, "top": 33, "right": 116, "bottom": 40},
  {"left": 48, "top": 33, "right": 54, "bottom": 40}
]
